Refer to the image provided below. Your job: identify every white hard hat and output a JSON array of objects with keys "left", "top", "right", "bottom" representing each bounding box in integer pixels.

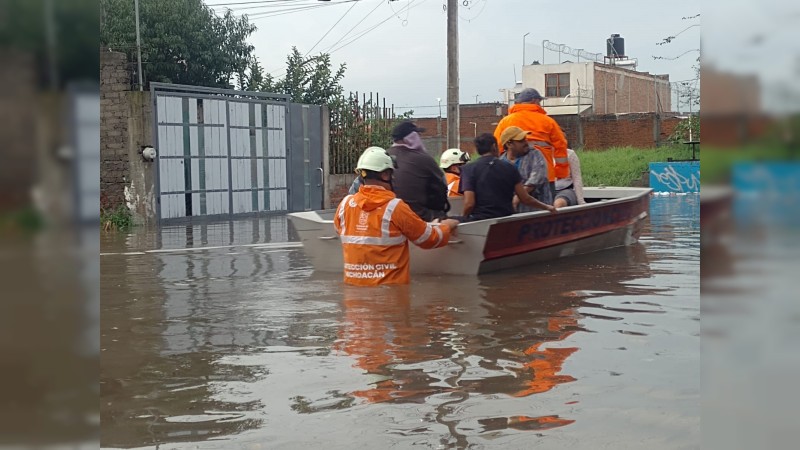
[
  {"left": 355, "top": 146, "right": 396, "bottom": 173},
  {"left": 439, "top": 148, "right": 470, "bottom": 169}
]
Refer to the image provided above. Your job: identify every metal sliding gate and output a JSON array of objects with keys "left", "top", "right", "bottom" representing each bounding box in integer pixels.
[{"left": 151, "top": 83, "right": 323, "bottom": 222}]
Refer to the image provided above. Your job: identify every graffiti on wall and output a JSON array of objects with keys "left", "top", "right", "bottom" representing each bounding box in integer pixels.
[{"left": 649, "top": 162, "right": 700, "bottom": 193}]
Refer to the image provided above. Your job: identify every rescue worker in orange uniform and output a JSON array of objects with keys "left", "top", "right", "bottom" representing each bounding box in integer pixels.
[
  {"left": 334, "top": 147, "right": 460, "bottom": 286},
  {"left": 493, "top": 88, "right": 569, "bottom": 199},
  {"left": 438, "top": 148, "right": 470, "bottom": 197}
]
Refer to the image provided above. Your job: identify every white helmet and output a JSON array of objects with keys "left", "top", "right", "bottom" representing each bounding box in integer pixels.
[
  {"left": 355, "top": 146, "right": 396, "bottom": 173},
  {"left": 439, "top": 148, "right": 470, "bottom": 169}
]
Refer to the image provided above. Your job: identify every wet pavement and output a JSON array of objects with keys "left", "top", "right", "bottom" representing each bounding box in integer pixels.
[{"left": 100, "top": 195, "right": 699, "bottom": 449}]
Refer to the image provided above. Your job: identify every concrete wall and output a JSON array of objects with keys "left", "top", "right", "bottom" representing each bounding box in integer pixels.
[
  {"left": 649, "top": 161, "right": 700, "bottom": 193},
  {"left": 124, "top": 92, "right": 158, "bottom": 226},
  {"left": 100, "top": 49, "right": 157, "bottom": 225}
]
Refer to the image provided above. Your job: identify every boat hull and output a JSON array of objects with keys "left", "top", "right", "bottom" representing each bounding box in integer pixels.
[{"left": 288, "top": 187, "right": 651, "bottom": 276}]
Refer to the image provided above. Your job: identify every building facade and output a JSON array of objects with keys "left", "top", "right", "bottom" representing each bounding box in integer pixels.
[{"left": 500, "top": 62, "right": 671, "bottom": 116}]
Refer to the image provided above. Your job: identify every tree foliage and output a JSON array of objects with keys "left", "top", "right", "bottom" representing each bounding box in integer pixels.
[
  {"left": 100, "top": 0, "right": 256, "bottom": 88},
  {"left": 0, "top": 0, "right": 99, "bottom": 87},
  {"left": 240, "top": 47, "right": 346, "bottom": 106}
]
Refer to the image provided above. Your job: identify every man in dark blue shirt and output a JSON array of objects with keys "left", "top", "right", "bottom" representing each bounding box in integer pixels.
[{"left": 458, "top": 133, "right": 556, "bottom": 222}]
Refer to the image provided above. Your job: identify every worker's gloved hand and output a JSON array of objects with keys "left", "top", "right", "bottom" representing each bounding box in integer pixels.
[
  {"left": 512, "top": 195, "right": 520, "bottom": 211},
  {"left": 547, "top": 205, "right": 558, "bottom": 213},
  {"left": 440, "top": 219, "right": 460, "bottom": 236}
]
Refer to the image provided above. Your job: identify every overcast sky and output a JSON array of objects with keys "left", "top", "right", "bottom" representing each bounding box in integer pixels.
[{"left": 205, "top": 0, "right": 709, "bottom": 115}]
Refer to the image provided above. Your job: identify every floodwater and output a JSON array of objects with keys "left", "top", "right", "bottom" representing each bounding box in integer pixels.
[{"left": 100, "top": 195, "right": 699, "bottom": 449}]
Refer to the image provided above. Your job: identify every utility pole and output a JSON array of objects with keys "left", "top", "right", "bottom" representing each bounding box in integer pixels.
[
  {"left": 446, "top": 0, "right": 459, "bottom": 148},
  {"left": 135, "top": 0, "right": 144, "bottom": 91},
  {"left": 436, "top": 97, "right": 442, "bottom": 138}
]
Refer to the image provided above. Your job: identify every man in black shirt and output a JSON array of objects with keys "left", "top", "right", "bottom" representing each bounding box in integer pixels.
[
  {"left": 387, "top": 121, "right": 450, "bottom": 221},
  {"left": 459, "top": 133, "right": 556, "bottom": 221}
]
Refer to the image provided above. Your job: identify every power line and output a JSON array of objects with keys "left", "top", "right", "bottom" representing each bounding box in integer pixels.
[
  {"left": 329, "top": 0, "right": 426, "bottom": 54},
  {"left": 245, "top": 2, "right": 349, "bottom": 19},
  {"left": 322, "top": 0, "right": 384, "bottom": 54},
  {"left": 306, "top": 0, "right": 361, "bottom": 56},
  {"left": 206, "top": 0, "right": 312, "bottom": 7}
]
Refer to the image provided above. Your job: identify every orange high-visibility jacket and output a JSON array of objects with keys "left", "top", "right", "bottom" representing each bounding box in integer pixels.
[
  {"left": 445, "top": 172, "right": 462, "bottom": 197},
  {"left": 493, "top": 103, "right": 569, "bottom": 181},
  {"left": 334, "top": 185, "right": 452, "bottom": 286}
]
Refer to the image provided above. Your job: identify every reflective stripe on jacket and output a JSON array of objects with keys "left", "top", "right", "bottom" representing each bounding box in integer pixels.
[
  {"left": 334, "top": 185, "right": 452, "bottom": 286},
  {"left": 493, "top": 103, "right": 569, "bottom": 181},
  {"left": 445, "top": 173, "right": 462, "bottom": 197}
]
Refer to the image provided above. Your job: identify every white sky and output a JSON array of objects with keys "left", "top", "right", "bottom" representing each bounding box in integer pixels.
[{"left": 205, "top": 0, "right": 706, "bottom": 115}]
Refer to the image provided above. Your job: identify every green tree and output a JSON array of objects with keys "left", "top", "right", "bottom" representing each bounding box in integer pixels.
[
  {"left": 0, "top": 0, "right": 99, "bottom": 87},
  {"left": 100, "top": 0, "right": 256, "bottom": 88},
  {"left": 244, "top": 47, "right": 346, "bottom": 105}
]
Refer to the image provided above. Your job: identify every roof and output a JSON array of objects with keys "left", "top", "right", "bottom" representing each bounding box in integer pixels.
[{"left": 542, "top": 104, "right": 593, "bottom": 116}]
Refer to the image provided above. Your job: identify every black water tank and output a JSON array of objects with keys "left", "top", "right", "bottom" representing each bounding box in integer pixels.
[{"left": 606, "top": 34, "right": 625, "bottom": 57}]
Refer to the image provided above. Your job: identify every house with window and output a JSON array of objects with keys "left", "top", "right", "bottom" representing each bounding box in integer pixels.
[{"left": 500, "top": 61, "right": 671, "bottom": 116}]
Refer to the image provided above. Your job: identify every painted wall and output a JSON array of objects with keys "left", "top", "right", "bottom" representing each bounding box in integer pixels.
[
  {"left": 649, "top": 161, "right": 700, "bottom": 193},
  {"left": 732, "top": 162, "right": 800, "bottom": 227},
  {"left": 520, "top": 62, "right": 595, "bottom": 108}
]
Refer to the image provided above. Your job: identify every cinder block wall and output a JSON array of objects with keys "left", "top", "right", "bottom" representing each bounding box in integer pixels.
[{"left": 100, "top": 50, "right": 131, "bottom": 210}]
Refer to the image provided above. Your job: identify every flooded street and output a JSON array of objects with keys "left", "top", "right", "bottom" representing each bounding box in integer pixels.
[{"left": 101, "top": 195, "right": 699, "bottom": 449}]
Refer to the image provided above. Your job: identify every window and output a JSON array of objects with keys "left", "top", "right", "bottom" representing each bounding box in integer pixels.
[{"left": 545, "top": 73, "right": 570, "bottom": 98}]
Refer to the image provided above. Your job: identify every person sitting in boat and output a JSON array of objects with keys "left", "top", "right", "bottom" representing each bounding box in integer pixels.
[
  {"left": 335, "top": 146, "right": 459, "bottom": 286},
  {"left": 498, "top": 126, "right": 553, "bottom": 210},
  {"left": 457, "top": 133, "right": 556, "bottom": 222},
  {"left": 553, "top": 147, "right": 586, "bottom": 207},
  {"left": 387, "top": 121, "right": 451, "bottom": 221},
  {"left": 439, "top": 148, "right": 471, "bottom": 197},
  {"left": 493, "top": 88, "right": 570, "bottom": 200}
]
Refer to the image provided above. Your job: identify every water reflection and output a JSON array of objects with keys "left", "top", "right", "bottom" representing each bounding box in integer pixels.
[{"left": 101, "top": 197, "right": 698, "bottom": 449}]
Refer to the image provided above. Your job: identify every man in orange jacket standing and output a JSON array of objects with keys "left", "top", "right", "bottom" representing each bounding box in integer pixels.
[
  {"left": 493, "top": 88, "right": 569, "bottom": 199},
  {"left": 334, "top": 147, "right": 460, "bottom": 286}
]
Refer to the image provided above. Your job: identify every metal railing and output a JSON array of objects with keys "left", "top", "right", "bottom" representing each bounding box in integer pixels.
[{"left": 329, "top": 92, "right": 403, "bottom": 175}]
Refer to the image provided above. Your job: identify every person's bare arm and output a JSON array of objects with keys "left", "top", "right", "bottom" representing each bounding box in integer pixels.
[
  {"left": 462, "top": 191, "right": 476, "bottom": 217},
  {"left": 570, "top": 151, "right": 585, "bottom": 204},
  {"left": 514, "top": 182, "right": 556, "bottom": 213}
]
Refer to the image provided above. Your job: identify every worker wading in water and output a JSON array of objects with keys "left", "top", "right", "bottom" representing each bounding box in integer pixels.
[{"left": 334, "top": 147, "right": 459, "bottom": 286}]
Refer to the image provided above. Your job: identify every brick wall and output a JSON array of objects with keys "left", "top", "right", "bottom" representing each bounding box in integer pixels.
[
  {"left": 100, "top": 49, "right": 131, "bottom": 210},
  {"left": 579, "top": 113, "right": 682, "bottom": 150},
  {"left": 414, "top": 103, "right": 681, "bottom": 153},
  {"left": 593, "top": 65, "right": 671, "bottom": 115},
  {"left": 0, "top": 51, "right": 36, "bottom": 210},
  {"left": 414, "top": 103, "right": 508, "bottom": 156}
]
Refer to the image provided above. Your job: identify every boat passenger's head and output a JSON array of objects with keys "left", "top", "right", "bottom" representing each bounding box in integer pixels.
[
  {"left": 391, "top": 121, "right": 426, "bottom": 143},
  {"left": 355, "top": 146, "right": 397, "bottom": 188},
  {"left": 474, "top": 133, "right": 499, "bottom": 156},
  {"left": 500, "top": 126, "right": 532, "bottom": 157},
  {"left": 439, "top": 148, "right": 470, "bottom": 174},
  {"left": 515, "top": 88, "right": 545, "bottom": 105}
]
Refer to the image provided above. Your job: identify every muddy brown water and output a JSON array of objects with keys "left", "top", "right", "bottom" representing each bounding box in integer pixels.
[{"left": 100, "top": 195, "right": 699, "bottom": 449}]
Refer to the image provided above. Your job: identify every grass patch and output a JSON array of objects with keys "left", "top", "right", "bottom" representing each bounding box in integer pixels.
[
  {"left": 101, "top": 205, "right": 134, "bottom": 231},
  {"left": 0, "top": 206, "right": 45, "bottom": 234},
  {"left": 701, "top": 145, "right": 799, "bottom": 184},
  {"left": 577, "top": 146, "right": 695, "bottom": 187}
]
